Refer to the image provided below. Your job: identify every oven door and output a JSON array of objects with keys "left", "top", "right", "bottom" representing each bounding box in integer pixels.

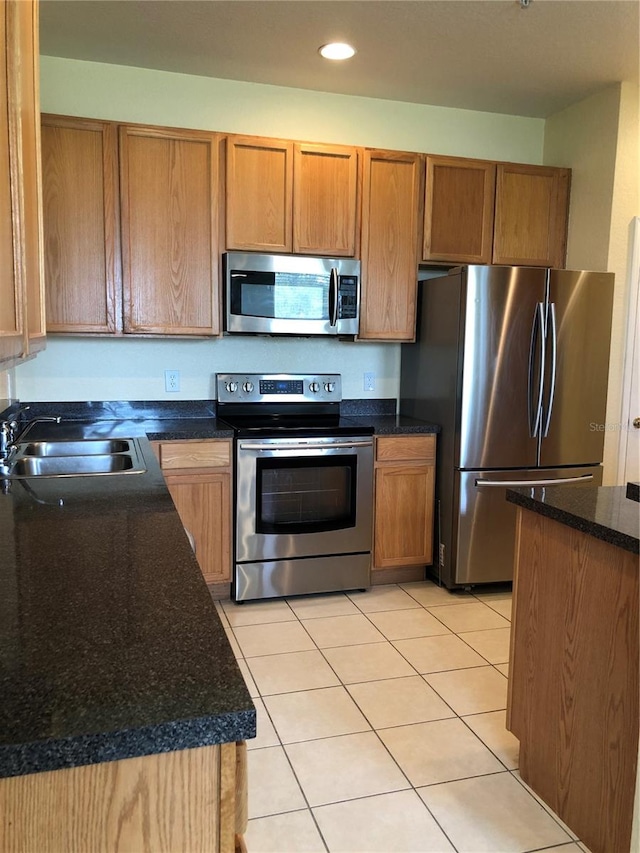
[{"left": 235, "top": 435, "right": 374, "bottom": 563}]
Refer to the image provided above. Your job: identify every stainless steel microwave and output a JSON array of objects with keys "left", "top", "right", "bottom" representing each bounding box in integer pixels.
[{"left": 223, "top": 252, "right": 361, "bottom": 336}]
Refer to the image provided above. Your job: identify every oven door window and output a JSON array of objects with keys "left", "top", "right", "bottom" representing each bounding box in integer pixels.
[
  {"left": 230, "top": 270, "right": 330, "bottom": 321},
  {"left": 256, "top": 456, "right": 357, "bottom": 535}
]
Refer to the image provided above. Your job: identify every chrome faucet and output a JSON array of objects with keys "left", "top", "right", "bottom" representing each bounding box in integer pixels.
[{"left": 0, "top": 407, "right": 61, "bottom": 462}]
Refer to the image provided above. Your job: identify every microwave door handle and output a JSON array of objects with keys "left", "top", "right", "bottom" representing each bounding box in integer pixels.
[{"left": 329, "top": 268, "right": 339, "bottom": 327}]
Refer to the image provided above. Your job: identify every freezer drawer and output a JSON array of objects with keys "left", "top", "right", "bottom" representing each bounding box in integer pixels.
[{"left": 454, "top": 466, "right": 602, "bottom": 585}]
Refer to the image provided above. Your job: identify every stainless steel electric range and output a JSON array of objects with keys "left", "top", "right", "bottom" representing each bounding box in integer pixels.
[{"left": 216, "top": 373, "right": 374, "bottom": 602}]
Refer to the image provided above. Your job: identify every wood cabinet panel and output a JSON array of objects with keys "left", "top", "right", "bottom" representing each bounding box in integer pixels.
[
  {"left": 9, "top": 0, "right": 45, "bottom": 355},
  {"left": 493, "top": 163, "right": 570, "bottom": 267},
  {"left": 0, "top": 0, "right": 44, "bottom": 366},
  {"left": 376, "top": 434, "right": 436, "bottom": 463},
  {"left": 423, "top": 155, "right": 495, "bottom": 264},
  {"left": 119, "top": 125, "right": 219, "bottom": 335},
  {"left": 157, "top": 439, "right": 233, "bottom": 588},
  {"left": 374, "top": 463, "right": 434, "bottom": 568},
  {"left": 373, "top": 434, "right": 436, "bottom": 571},
  {"left": 0, "top": 743, "right": 240, "bottom": 853},
  {"left": 41, "top": 116, "right": 120, "bottom": 333},
  {"left": 359, "top": 150, "right": 422, "bottom": 341},
  {"left": 509, "top": 508, "right": 638, "bottom": 853},
  {"left": 0, "top": 0, "right": 23, "bottom": 364},
  {"left": 225, "top": 135, "right": 293, "bottom": 252},
  {"left": 164, "top": 471, "right": 231, "bottom": 584},
  {"left": 159, "top": 439, "right": 231, "bottom": 470},
  {"left": 293, "top": 143, "right": 358, "bottom": 256}
]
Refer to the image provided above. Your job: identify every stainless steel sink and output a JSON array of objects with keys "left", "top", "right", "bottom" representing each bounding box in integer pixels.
[
  {"left": 10, "top": 455, "right": 139, "bottom": 477},
  {"left": 19, "top": 439, "right": 132, "bottom": 457},
  {"left": 4, "top": 436, "right": 147, "bottom": 478}
]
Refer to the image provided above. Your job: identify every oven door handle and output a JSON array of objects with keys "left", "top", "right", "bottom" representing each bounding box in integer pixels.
[{"left": 238, "top": 440, "right": 373, "bottom": 451}]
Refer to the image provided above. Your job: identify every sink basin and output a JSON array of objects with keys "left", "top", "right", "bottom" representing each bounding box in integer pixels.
[
  {"left": 19, "top": 439, "right": 131, "bottom": 457},
  {"left": 9, "top": 455, "right": 142, "bottom": 478},
  {"left": 4, "top": 437, "right": 147, "bottom": 478}
]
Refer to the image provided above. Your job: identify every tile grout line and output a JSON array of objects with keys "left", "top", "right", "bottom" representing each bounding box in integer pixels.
[{"left": 234, "top": 583, "right": 582, "bottom": 851}]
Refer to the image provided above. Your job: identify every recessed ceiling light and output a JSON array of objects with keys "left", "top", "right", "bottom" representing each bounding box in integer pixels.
[{"left": 319, "top": 42, "right": 356, "bottom": 61}]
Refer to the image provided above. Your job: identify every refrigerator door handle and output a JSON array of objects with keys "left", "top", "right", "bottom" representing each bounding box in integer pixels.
[
  {"left": 528, "top": 302, "right": 546, "bottom": 438},
  {"left": 542, "top": 301, "right": 558, "bottom": 438},
  {"left": 475, "top": 474, "right": 594, "bottom": 487}
]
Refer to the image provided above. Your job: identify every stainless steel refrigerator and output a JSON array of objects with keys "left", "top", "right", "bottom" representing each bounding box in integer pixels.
[{"left": 400, "top": 265, "right": 614, "bottom": 588}]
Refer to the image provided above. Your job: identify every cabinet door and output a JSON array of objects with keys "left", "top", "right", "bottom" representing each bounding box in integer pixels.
[
  {"left": 293, "top": 143, "right": 358, "bottom": 256},
  {"left": 374, "top": 463, "right": 434, "bottom": 568},
  {"left": 7, "top": 0, "right": 45, "bottom": 357},
  {"left": 226, "top": 135, "right": 293, "bottom": 252},
  {"left": 41, "top": 116, "right": 120, "bottom": 333},
  {"left": 119, "top": 125, "right": 220, "bottom": 335},
  {"left": 493, "top": 163, "right": 570, "bottom": 268},
  {"left": 359, "top": 150, "right": 422, "bottom": 341},
  {"left": 374, "top": 435, "right": 436, "bottom": 571},
  {"left": 0, "top": 0, "right": 23, "bottom": 364},
  {"left": 423, "top": 155, "right": 496, "bottom": 264},
  {"left": 164, "top": 471, "right": 231, "bottom": 585}
]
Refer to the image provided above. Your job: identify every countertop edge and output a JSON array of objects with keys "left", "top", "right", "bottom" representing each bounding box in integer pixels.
[
  {"left": 506, "top": 488, "right": 639, "bottom": 555},
  {"left": 0, "top": 709, "right": 256, "bottom": 780}
]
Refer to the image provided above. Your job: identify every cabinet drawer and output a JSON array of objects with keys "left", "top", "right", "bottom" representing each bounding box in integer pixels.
[
  {"left": 159, "top": 440, "right": 231, "bottom": 470},
  {"left": 376, "top": 434, "right": 436, "bottom": 463}
]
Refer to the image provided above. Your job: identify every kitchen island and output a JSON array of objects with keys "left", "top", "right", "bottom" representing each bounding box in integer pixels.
[
  {"left": 0, "top": 421, "right": 255, "bottom": 852},
  {"left": 506, "top": 484, "right": 639, "bottom": 853}
]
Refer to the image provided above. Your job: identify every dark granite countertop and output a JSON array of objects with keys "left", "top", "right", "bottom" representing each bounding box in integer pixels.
[
  {"left": 506, "top": 484, "right": 639, "bottom": 555},
  {"left": 345, "top": 414, "right": 440, "bottom": 435},
  {"left": 0, "top": 426, "right": 255, "bottom": 780},
  {"left": 0, "top": 397, "right": 438, "bottom": 779},
  {"left": 15, "top": 399, "right": 439, "bottom": 438}
]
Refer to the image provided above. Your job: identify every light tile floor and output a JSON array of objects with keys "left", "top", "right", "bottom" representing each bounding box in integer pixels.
[{"left": 216, "top": 582, "right": 586, "bottom": 853}]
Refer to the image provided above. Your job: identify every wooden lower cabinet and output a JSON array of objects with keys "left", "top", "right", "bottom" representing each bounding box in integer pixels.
[
  {"left": 508, "top": 508, "right": 639, "bottom": 853},
  {"left": 0, "top": 741, "right": 247, "bottom": 853},
  {"left": 155, "top": 440, "right": 232, "bottom": 593},
  {"left": 372, "top": 435, "right": 436, "bottom": 580}
]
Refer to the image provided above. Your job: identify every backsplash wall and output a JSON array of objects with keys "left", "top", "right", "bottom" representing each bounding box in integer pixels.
[{"left": 14, "top": 336, "right": 400, "bottom": 402}]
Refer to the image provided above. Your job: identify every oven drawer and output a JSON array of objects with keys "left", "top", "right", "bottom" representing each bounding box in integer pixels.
[{"left": 158, "top": 440, "right": 231, "bottom": 470}]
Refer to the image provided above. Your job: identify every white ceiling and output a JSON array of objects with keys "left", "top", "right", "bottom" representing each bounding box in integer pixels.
[{"left": 39, "top": 0, "right": 639, "bottom": 119}]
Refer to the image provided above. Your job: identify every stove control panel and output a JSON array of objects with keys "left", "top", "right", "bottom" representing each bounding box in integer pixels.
[{"left": 217, "top": 373, "right": 342, "bottom": 404}]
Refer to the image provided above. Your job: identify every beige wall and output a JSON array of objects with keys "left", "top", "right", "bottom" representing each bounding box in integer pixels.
[
  {"left": 544, "top": 83, "right": 640, "bottom": 483},
  {"left": 14, "top": 56, "right": 545, "bottom": 403}
]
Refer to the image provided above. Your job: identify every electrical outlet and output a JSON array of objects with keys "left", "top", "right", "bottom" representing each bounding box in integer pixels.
[
  {"left": 164, "top": 370, "right": 180, "bottom": 392},
  {"left": 364, "top": 372, "right": 376, "bottom": 392}
]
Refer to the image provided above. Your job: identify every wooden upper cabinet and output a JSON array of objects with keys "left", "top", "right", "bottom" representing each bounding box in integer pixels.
[
  {"left": 225, "top": 136, "right": 293, "bottom": 252},
  {"left": 293, "top": 143, "right": 358, "bottom": 256},
  {"left": 9, "top": 0, "right": 45, "bottom": 356},
  {"left": 423, "top": 155, "right": 496, "bottom": 264},
  {"left": 119, "top": 125, "right": 220, "bottom": 335},
  {"left": 41, "top": 116, "right": 120, "bottom": 333},
  {"left": 493, "top": 163, "right": 570, "bottom": 268},
  {"left": 0, "top": 0, "right": 23, "bottom": 365},
  {"left": 0, "top": 0, "right": 45, "bottom": 366},
  {"left": 225, "top": 137, "right": 359, "bottom": 257},
  {"left": 359, "top": 149, "right": 422, "bottom": 341}
]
